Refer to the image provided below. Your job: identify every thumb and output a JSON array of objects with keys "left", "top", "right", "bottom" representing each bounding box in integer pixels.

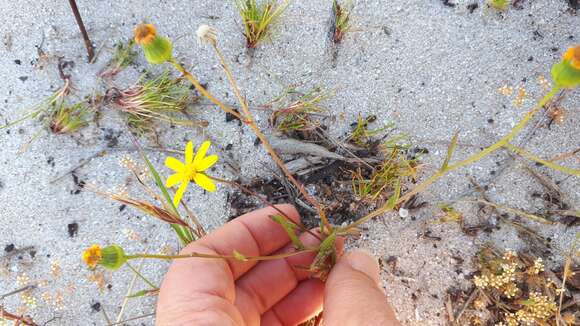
[{"left": 323, "top": 250, "right": 399, "bottom": 326}]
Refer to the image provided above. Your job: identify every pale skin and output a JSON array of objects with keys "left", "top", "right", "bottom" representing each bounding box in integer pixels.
[{"left": 157, "top": 204, "right": 400, "bottom": 326}]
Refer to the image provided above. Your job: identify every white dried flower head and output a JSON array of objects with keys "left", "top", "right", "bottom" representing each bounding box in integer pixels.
[
  {"left": 196, "top": 24, "right": 217, "bottom": 45},
  {"left": 398, "top": 208, "right": 409, "bottom": 218}
]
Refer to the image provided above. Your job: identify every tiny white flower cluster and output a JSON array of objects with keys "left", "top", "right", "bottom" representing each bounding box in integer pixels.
[{"left": 529, "top": 258, "right": 544, "bottom": 275}]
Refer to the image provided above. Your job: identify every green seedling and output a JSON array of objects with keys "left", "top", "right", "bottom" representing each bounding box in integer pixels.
[
  {"left": 348, "top": 115, "right": 391, "bottom": 147},
  {"left": 352, "top": 141, "right": 420, "bottom": 202},
  {"left": 100, "top": 39, "right": 137, "bottom": 77},
  {"left": 332, "top": 0, "right": 353, "bottom": 43},
  {"left": 49, "top": 102, "right": 90, "bottom": 134},
  {"left": 488, "top": 0, "right": 510, "bottom": 10},
  {"left": 235, "top": 0, "right": 290, "bottom": 48},
  {"left": 436, "top": 203, "right": 463, "bottom": 224}
]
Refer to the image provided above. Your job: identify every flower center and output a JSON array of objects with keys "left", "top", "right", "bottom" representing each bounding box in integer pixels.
[{"left": 184, "top": 164, "right": 197, "bottom": 180}]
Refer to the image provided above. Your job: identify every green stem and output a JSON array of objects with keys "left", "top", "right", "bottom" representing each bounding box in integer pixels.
[
  {"left": 341, "top": 86, "right": 561, "bottom": 231},
  {"left": 125, "top": 262, "right": 158, "bottom": 290},
  {"left": 209, "top": 44, "right": 331, "bottom": 231},
  {"left": 125, "top": 248, "right": 315, "bottom": 262},
  {"left": 504, "top": 143, "right": 580, "bottom": 177},
  {"left": 168, "top": 59, "right": 244, "bottom": 121}
]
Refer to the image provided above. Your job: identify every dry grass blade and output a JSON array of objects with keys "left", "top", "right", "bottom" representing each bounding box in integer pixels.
[
  {"left": 110, "top": 194, "right": 191, "bottom": 228},
  {"left": 477, "top": 199, "right": 555, "bottom": 225}
]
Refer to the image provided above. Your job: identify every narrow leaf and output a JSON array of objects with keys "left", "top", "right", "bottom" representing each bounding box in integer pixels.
[
  {"left": 385, "top": 180, "right": 401, "bottom": 211},
  {"left": 440, "top": 131, "right": 459, "bottom": 172},
  {"left": 271, "top": 214, "right": 304, "bottom": 249}
]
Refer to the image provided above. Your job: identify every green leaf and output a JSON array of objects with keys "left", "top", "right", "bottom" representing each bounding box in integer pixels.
[
  {"left": 271, "top": 214, "right": 304, "bottom": 249},
  {"left": 385, "top": 180, "right": 401, "bottom": 211},
  {"left": 126, "top": 289, "right": 157, "bottom": 298},
  {"left": 137, "top": 145, "right": 193, "bottom": 244},
  {"left": 233, "top": 250, "right": 248, "bottom": 261},
  {"left": 440, "top": 131, "right": 459, "bottom": 172}
]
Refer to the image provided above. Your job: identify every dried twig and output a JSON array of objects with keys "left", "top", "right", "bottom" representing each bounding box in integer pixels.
[{"left": 67, "top": 0, "right": 94, "bottom": 62}]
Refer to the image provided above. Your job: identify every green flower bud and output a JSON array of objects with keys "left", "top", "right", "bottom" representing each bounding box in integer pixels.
[
  {"left": 134, "top": 24, "right": 173, "bottom": 65},
  {"left": 100, "top": 244, "right": 127, "bottom": 270},
  {"left": 551, "top": 45, "right": 580, "bottom": 89}
]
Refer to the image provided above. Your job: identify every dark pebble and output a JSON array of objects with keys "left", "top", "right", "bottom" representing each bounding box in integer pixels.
[
  {"left": 4, "top": 244, "right": 15, "bottom": 252},
  {"left": 67, "top": 222, "right": 79, "bottom": 237}
]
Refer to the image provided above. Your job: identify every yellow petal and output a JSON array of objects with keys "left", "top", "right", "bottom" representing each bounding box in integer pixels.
[
  {"left": 193, "top": 141, "right": 211, "bottom": 165},
  {"left": 165, "top": 156, "right": 185, "bottom": 173},
  {"left": 185, "top": 141, "right": 194, "bottom": 164},
  {"left": 196, "top": 155, "right": 218, "bottom": 171},
  {"left": 165, "top": 173, "right": 183, "bottom": 188},
  {"left": 173, "top": 180, "right": 189, "bottom": 207},
  {"left": 193, "top": 173, "right": 216, "bottom": 192}
]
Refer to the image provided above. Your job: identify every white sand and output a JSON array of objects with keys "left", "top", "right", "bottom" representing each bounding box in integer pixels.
[{"left": 0, "top": 0, "right": 578, "bottom": 325}]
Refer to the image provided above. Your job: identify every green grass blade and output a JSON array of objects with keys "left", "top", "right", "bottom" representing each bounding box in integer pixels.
[
  {"left": 137, "top": 144, "right": 194, "bottom": 244},
  {"left": 440, "top": 131, "right": 459, "bottom": 172}
]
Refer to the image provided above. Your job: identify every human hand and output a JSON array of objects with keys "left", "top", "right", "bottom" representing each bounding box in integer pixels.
[{"left": 156, "top": 204, "right": 399, "bottom": 326}]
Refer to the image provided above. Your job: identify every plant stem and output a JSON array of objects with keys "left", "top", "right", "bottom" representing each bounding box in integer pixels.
[
  {"left": 341, "top": 86, "right": 561, "bottom": 231},
  {"left": 125, "top": 248, "right": 315, "bottom": 262},
  {"left": 168, "top": 59, "right": 243, "bottom": 121},
  {"left": 67, "top": 0, "right": 94, "bottom": 62},
  {"left": 209, "top": 43, "right": 331, "bottom": 230},
  {"left": 125, "top": 262, "right": 158, "bottom": 290},
  {"left": 504, "top": 143, "right": 580, "bottom": 177}
]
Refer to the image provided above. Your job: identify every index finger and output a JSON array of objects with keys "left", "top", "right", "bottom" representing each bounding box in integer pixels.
[
  {"left": 195, "top": 203, "right": 301, "bottom": 279},
  {"left": 158, "top": 204, "right": 301, "bottom": 305}
]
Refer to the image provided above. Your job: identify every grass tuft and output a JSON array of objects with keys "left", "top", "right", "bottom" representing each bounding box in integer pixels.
[
  {"left": 266, "top": 86, "right": 332, "bottom": 134},
  {"left": 332, "top": 0, "right": 353, "bottom": 43},
  {"left": 49, "top": 102, "right": 91, "bottom": 134},
  {"left": 106, "top": 71, "right": 206, "bottom": 136},
  {"left": 235, "top": 0, "right": 290, "bottom": 48},
  {"left": 351, "top": 137, "right": 420, "bottom": 203}
]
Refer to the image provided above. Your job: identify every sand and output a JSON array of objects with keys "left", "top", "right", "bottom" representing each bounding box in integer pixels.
[{"left": 0, "top": 0, "right": 578, "bottom": 325}]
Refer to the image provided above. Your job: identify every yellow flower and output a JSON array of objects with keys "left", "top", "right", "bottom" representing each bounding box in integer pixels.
[
  {"left": 82, "top": 244, "right": 102, "bottom": 268},
  {"left": 563, "top": 45, "right": 580, "bottom": 70},
  {"left": 165, "top": 141, "right": 218, "bottom": 206},
  {"left": 134, "top": 24, "right": 157, "bottom": 45}
]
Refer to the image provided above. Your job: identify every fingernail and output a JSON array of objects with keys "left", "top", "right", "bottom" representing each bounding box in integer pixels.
[{"left": 344, "top": 249, "right": 380, "bottom": 285}]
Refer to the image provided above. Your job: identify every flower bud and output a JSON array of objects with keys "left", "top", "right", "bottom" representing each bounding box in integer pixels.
[
  {"left": 82, "top": 244, "right": 127, "bottom": 270},
  {"left": 551, "top": 45, "right": 580, "bottom": 89},
  {"left": 134, "top": 24, "right": 173, "bottom": 64},
  {"left": 99, "top": 245, "right": 128, "bottom": 270}
]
